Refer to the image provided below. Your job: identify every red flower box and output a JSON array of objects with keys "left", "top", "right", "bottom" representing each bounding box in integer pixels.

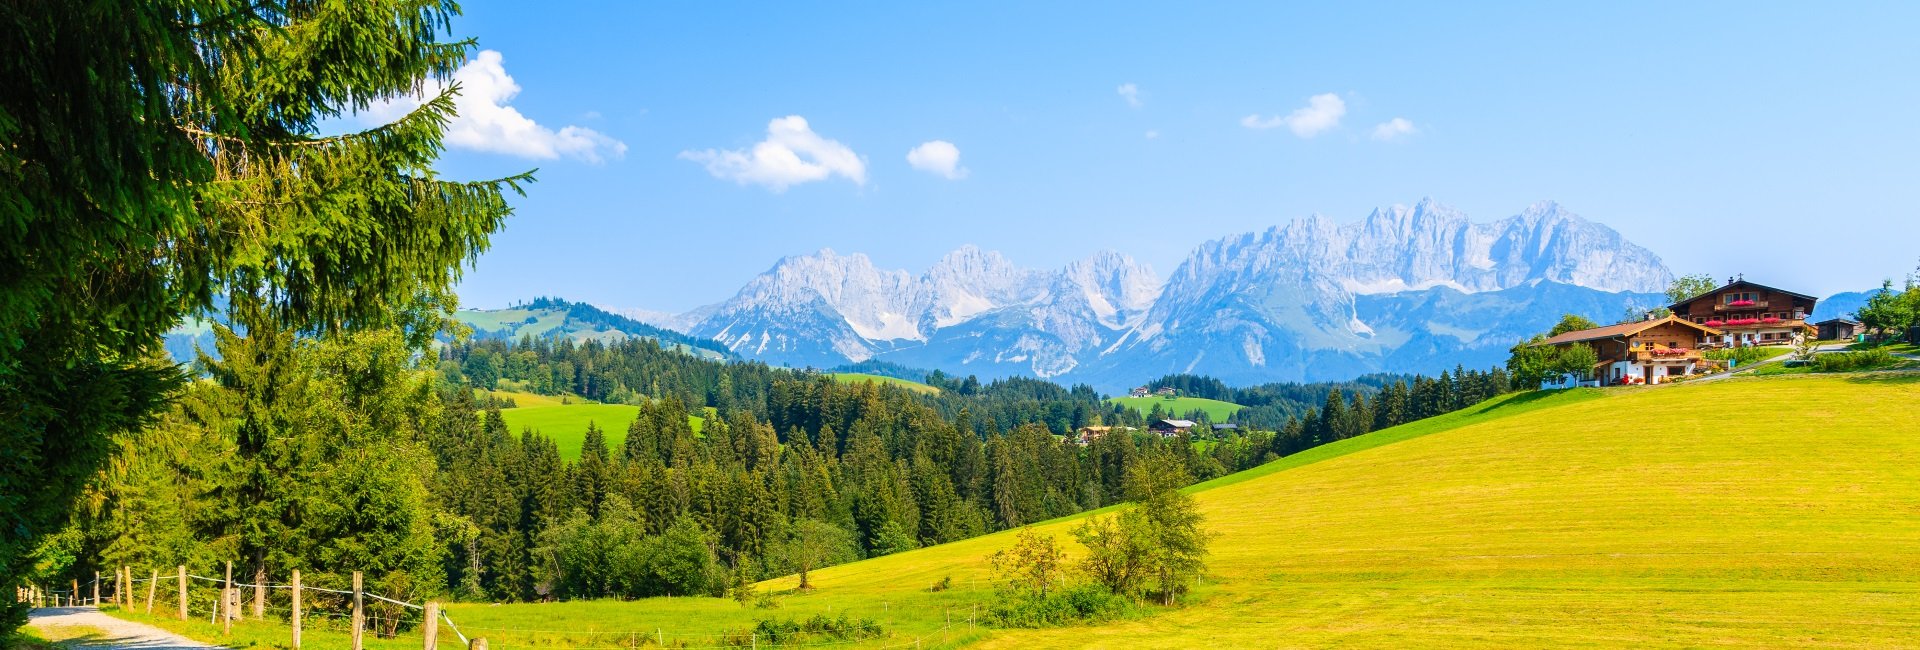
[
  {"left": 1704, "top": 320, "right": 1726, "bottom": 327},
  {"left": 1761, "top": 317, "right": 1781, "bottom": 323},
  {"left": 1730, "top": 299, "right": 1755, "bottom": 306}
]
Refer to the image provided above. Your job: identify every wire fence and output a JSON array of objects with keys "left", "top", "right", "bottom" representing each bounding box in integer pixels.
[{"left": 20, "top": 569, "right": 977, "bottom": 650}]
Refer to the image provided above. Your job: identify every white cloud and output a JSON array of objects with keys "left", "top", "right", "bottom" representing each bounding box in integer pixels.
[
  {"left": 906, "top": 140, "right": 968, "bottom": 180},
  {"left": 367, "top": 50, "right": 626, "bottom": 163},
  {"left": 1241, "top": 93, "right": 1346, "bottom": 138},
  {"left": 679, "top": 116, "right": 867, "bottom": 191},
  {"left": 1371, "top": 117, "right": 1417, "bottom": 141},
  {"left": 1118, "top": 83, "right": 1142, "bottom": 108},
  {"left": 1144, "top": 130, "right": 1160, "bottom": 139}
]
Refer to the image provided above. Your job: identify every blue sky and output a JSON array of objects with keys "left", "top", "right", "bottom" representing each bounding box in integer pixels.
[{"left": 425, "top": 2, "right": 1920, "bottom": 312}]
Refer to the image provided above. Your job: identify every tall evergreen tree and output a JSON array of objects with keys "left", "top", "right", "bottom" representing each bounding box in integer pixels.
[{"left": 0, "top": 0, "right": 524, "bottom": 628}]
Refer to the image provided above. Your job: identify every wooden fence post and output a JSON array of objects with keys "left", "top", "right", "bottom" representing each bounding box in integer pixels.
[
  {"left": 291, "top": 569, "right": 302, "bottom": 650},
  {"left": 145, "top": 569, "right": 158, "bottom": 614},
  {"left": 222, "top": 560, "right": 233, "bottom": 635},
  {"left": 468, "top": 638, "right": 487, "bottom": 650},
  {"left": 423, "top": 601, "right": 439, "bottom": 650},
  {"left": 71, "top": 579, "right": 77, "bottom": 607},
  {"left": 121, "top": 566, "right": 130, "bottom": 608},
  {"left": 176, "top": 565, "right": 187, "bottom": 620},
  {"left": 252, "top": 565, "right": 265, "bottom": 620},
  {"left": 351, "top": 571, "right": 364, "bottom": 650},
  {"left": 91, "top": 572, "right": 99, "bottom": 606}
]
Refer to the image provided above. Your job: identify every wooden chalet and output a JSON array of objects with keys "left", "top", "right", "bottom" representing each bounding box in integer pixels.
[
  {"left": 1074, "top": 425, "right": 1114, "bottom": 446},
  {"left": 1149, "top": 419, "right": 1196, "bottom": 437},
  {"left": 1668, "top": 278, "right": 1818, "bottom": 347},
  {"left": 1534, "top": 316, "right": 1722, "bottom": 387}
]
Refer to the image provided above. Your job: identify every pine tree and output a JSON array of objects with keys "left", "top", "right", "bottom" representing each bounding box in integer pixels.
[{"left": 1, "top": 1, "right": 524, "bottom": 626}]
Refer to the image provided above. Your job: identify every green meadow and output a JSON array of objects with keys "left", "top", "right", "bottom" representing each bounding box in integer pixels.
[
  {"left": 829, "top": 373, "right": 940, "bottom": 394},
  {"left": 497, "top": 404, "right": 706, "bottom": 460},
  {"left": 1106, "top": 395, "right": 1243, "bottom": 421},
  {"left": 107, "top": 373, "right": 1920, "bottom": 648}
]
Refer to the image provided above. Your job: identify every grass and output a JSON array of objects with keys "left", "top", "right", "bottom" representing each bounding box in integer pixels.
[
  {"left": 498, "top": 404, "right": 706, "bottom": 460},
  {"left": 1703, "top": 345, "right": 1793, "bottom": 368},
  {"left": 95, "top": 604, "right": 424, "bottom": 650},
  {"left": 108, "top": 374, "right": 1920, "bottom": 648},
  {"left": 12, "top": 623, "right": 109, "bottom": 648},
  {"left": 1751, "top": 348, "right": 1915, "bottom": 377},
  {"left": 830, "top": 373, "right": 940, "bottom": 395},
  {"left": 475, "top": 388, "right": 574, "bottom": 408},
  {"left": 1106, "top": 396, "right": 1243, "bottom": 421},
  {"left": 1850, "top": 340, "right": 1920, "bottom": 356}
]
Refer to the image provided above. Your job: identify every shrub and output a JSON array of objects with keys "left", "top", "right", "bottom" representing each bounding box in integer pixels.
[
  {"left": 1811, "top": 348, "right": 1897, "bottom": 373},
  {"left": 987, "top": 582, "right": 1134, "bottom": 628},
  {"left": 927, "top": 575, "right": 952, "bottom": 592},
  {"left": 1703, "top": 346, "right": 1780, "bottom": 366},
  {"left": 751, "top": 613, "right": 883, "bottom": 644}
]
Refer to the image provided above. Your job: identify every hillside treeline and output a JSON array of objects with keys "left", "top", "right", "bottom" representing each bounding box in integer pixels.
[
  {"left": 42, "top": 312, "right": 1513, "bottom": 606},
  {"left": 455, "top": 335, "right": 1137, "bottom": 437},
  {"left": 1144, "top": 368, "right": 1504, "bottom": 431}
]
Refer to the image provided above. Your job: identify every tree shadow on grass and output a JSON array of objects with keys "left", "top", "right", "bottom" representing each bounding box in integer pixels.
[
  {"left": 1842, "top": 371, "right": 1920, "bottom": 386},
  {"left": 1473, "top": 388, "right": 1597, "bottom": 416}
]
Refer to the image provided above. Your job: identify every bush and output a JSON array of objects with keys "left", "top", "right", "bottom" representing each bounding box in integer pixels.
[
  {"left": 927, "top": 575, "right": 952, "bottom": 592},
  {"left": 1703, "top": 346, "right": 1782, "bottom": 366},
  {"left": 1811, "top": 348, "right": 1897, "bottom": 373},
  {"left": 750, "top": 613, "right": 883, "bottom": 644},
  {"left": 987, "top": 582, "right": 1135, "bottom": 628}
]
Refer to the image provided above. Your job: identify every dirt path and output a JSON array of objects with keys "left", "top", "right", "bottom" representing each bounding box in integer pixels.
[{"left": 27, "top": 607, "right": 219, "bottom": 650}]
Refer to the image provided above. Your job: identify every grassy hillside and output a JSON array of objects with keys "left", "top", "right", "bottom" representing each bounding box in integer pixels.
[
  {"left": 434, "top": 374, "right": 1920, "bottom": 648},
  {"left": 453, "top": 298, "right": 732, "bottom": 360},
  {"left": 475, "top": 388, "right": 572, "bottom": 408},
  {"left": 498, "top": 404, "right": 706, "bottom": 460},
  {"left": 831, "top": 372, "right": 940, "bottom": 394},
  {"left": 1107, "top": 395, "right": 1243, "bottom": 421}
]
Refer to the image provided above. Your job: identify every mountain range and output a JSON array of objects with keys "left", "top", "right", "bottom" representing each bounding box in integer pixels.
[{"left": 614, "top": 199, "right": 1681, "bottom": 389}]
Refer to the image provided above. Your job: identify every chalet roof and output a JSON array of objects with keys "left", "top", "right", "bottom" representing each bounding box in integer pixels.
[
  {"left": 1668, "top": 279, "right": 1818, "bottom": 311},
  {"left": 1813, "top": 317, "right": 1862, "bottom": 326},
  {"left": 1211, "top": 423, "right": 1239, "bottom": 430},
  {"left": 1535, "top": 316, "right": 1722, "bottom": 347},
  {"left": 1156, "top": 419, "right": 1197, "bottom": 428}
]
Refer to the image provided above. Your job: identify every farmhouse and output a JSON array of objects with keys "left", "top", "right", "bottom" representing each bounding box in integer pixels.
[
  {"left": 1669, "top": 278, "right": 1818, "bottom": 347},
  {"left": 1814, "top": 317, "right": 1863, "bottom": 341},
  {"left": 1128, "top": 386, "right": 1150, "bottom": 398},
  {"left": 1150, "top": 419, "right": 1196, "bottom": 437},
  {"left": 1154, "top": 387, "right": 1178, "bottom": 397},
  {"left": 1074, "top": 425, "right": 1113, "bottom": 446},
  {"left": 1536, "top": 316, "right": 1722, "bottom": 387}
]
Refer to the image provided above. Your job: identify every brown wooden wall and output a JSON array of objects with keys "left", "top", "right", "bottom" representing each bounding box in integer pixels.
[
  {"left": 1675, "top": 285, "right": 1817, "bottom": 323},
  {"left": 1631, "top": 321, "right": 1705, "bottom": 350}
]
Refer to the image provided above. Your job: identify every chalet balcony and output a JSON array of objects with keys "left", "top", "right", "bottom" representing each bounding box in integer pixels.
[
  {"left": 1628, "top": 346, "right": 1702, "bottom": 362},
  {"left": 1712, "top": 300, "right": 1768, "bottom": 312},
  {"left": 1701, "top": 318, "right": 1803, "bottom": 330}
]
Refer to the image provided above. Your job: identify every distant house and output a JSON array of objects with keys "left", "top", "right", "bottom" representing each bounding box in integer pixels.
[
  {"left": 1210, "top": 423, "right": 1239, "bottom": 434},
  {"left": 1074, "top": 425, "right": 1113, "bottom": 446},
  {"left": 1154, "top": 387, "right": 1178, "bottom": 397},
  {"left": 1535, "top": 316, "right": 1723, "bottom": 387},
  {"left": 1669, "top": 278, "right": 1818, "bottom": 347},
  {"left": 1128, "top": 386, "right": 1150, "bottom": 398},
  {"left": 1815, "top": 317, "right": 1863, "bottom": 341},
  {"left": 1150, "top": 419, "right": 1196, "bottom": 437}
]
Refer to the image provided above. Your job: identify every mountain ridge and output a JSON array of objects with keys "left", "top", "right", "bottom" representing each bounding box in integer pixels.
[{"left": 602, "top": 199, "right": 1681, "bottom": 387}]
